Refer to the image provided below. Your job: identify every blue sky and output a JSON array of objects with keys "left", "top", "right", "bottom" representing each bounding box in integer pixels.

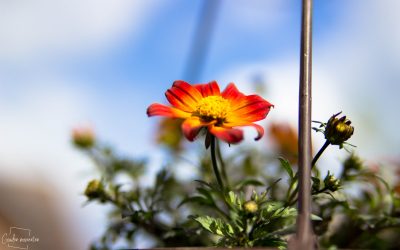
[{"left": 1, "top": 0, "right": 400, "bottom": 248}]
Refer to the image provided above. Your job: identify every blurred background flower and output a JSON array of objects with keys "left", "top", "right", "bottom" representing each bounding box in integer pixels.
[
  {"left": 268, "top": 121, "right": 298, "bottom": 165},
  {"left": 0, "top": 0, "right": 399, "bottom": 249}
]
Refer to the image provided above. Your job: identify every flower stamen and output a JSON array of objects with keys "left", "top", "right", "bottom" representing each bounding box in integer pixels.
[{"left": 195, "top": 96, "right": 231, "bottom": 121}]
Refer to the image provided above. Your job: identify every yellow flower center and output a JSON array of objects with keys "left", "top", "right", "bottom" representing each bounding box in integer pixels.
[{"left": 195, "top": 96, "right": 231, "bottom": 121}]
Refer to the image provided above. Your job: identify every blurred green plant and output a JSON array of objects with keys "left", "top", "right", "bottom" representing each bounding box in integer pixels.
[{"left": 75, "top": 109, "right": 400, "bottom": 249}]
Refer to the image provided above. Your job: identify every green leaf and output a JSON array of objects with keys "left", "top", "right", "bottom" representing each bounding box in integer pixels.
[
  {"left": 196, "top": 187, "right": 215, "bottom": 204},
  {"left": 253, "top": 236, "right": 287, "bottom": 249},
  {"left": 279, "top": 157, "right": 294, "bottom": 179},
  {"left": 311, "top": 214, "right": 323, "bottom": 221},
  {"left": 265, "top": 178, "right": 282, "bottom": 197},
  {"left": 235, "top": 179, "right": 264, "bottom": 190},
  {"left": 227, "top": 191, "right": 237, "bottom": 205},
  {"left": 194, "top": 216, "right": 234, "bottom": 237},
  {"left": 194, "top": 179, "right": 213, "bottom": 189},
  {"left": 311, "top": 176, "right": 321, "bottom": 193},
  {"left": 178, "top": 196, "right": 212, "bottom": 207}
]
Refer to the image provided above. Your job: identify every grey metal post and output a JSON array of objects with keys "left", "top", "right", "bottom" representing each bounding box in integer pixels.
[{"left": 290, "top": 0, "right": 315, "bottom": 249}]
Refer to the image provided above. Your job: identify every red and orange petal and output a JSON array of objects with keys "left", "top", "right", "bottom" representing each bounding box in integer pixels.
[
  {"left": 209, "top": 125, "right": 243, "bottom": 144},
  {"left": 181, "top": 117, "right": 206, "bottom": 141},
  {"left": 148, "top": 80, "right": 273, "bottom": 144},
  {"left": 230, "top": 95, "right": 273, "bottom": 119},
  {"left": 221, "top": 83, "right": 246, "bottom": 103},
  {"left": 249, "top": 123, "right": 264, "bottom": 141},
  {"left": 194, "top": 80, "right": 221, "bottom": 97},
  {"left": 166, "top": 80, "right": 203, "bottom": 109},
  {"left": 225, "top": 97, "right": 273, "bottom": 127},
  {"left": 219, "top": 122, "right": 265, "bottom": 141},
  {"left": 147, "top": 103, "right": 190, "bottom": 119},
  {"left": 165, "top": 81, "right": 202, "bottom": 112}
]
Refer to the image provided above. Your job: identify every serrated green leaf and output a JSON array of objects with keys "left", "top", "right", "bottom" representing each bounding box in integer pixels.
[
  {"left": 194, "top": 216, "right": 234, "bottom": 237},
  {"left": 227, "top": 191, "right": 236, "bottom": 205},
  {"left": 194, "top": 216, "right": 215, "bottom": 234},
  {"left": 253, "top": 236, "right": 287, "bottom": 249},
  {"left": 279, "top": 157, "right": 294, "bottom": 179}
]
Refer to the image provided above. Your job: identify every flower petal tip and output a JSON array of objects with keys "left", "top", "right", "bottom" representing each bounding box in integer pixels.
[{"left": 252, "top": 123, "right": 264, "bottom": 141}]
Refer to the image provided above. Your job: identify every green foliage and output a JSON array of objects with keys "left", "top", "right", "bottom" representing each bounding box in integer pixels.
[
  {"left": 76, "top": 121, "right": 400, "bottom": 249},
  {"left": 192, "top": 189, "right": 296, "bottom": 248},
  {"left": 279, "top": 157, "right": 294, "bottom": 180}
]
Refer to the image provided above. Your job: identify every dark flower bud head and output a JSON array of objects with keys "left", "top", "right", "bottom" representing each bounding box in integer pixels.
[
  {"left": 84, "top": 179, "right": 105, "bottom": 200},
  {"left": 324, "top": 112, "right": 354, "bottom": 147}
]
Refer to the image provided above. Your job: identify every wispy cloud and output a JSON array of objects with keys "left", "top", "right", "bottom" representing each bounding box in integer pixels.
[{"left": 0, "top": 0, "right": 160, "bottom": 63}]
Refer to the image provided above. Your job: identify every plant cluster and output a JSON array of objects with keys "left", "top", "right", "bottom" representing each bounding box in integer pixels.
[{"left": 74, "top": 81, "right": 400, "bottom": 249}]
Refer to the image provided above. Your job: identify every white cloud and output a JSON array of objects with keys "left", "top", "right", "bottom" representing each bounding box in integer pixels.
[
  {"left": 0, "top": 0, "right": 162, "bottom": 242},
  {"left": 315, "top": 0, "right": 400, "bottom": 158},
  {"left": 217, "top": 0, "right": 400, "bottom": 161},
  {"left": 0, "top": 0, "right": 160, "bottom": 63},
  {"left": 0, "top": 75, "right": 103, "bottom": 249},
  {"left": 222, "top": 0, "right": 289, "bottom": 32},
  {"left": 217, "top": 59, "right": 341, "bottom": 123}
]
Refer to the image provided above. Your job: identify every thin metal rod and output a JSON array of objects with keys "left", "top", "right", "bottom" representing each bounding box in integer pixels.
[{"left": 294, "top": 0, "right": 314, "bottom": 249}]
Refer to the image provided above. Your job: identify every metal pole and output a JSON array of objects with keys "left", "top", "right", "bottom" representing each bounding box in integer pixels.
[{"left": 290, "top": 0, "right": 314, "bottom": 249}]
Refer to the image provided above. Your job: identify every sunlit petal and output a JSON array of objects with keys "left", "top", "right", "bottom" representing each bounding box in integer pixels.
[
  {"left": 221, "top": 83, "right": 245, "bottom": 103},
  {"left": 166, "top": 87, "right": 197, "bottom": 112},
  {"left": 147, "top": 103, "right": 190, "bottom": 118},
  {"left": 228, "top": 95, "right": 273, "bottom": 122},
  {"left": 200, "top": 81, "right": 221, "bottom": 97},
  {"left": 181, "top": 117, "right": 208, "bottom": 141},
  {"left": 172, "top": 80, "right": 203, "bottom": 102},
  {"left": 209, "top": 125, "right": 243, "bottom": 144},
  {"left": 249, "top": 123, "right": 264, "bottom": 141},
  {"left": 148, "top": 80, "right": 273, "bottom": 143}
]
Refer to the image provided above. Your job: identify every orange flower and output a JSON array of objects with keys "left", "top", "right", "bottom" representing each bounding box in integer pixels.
[
  {"left": 147, "top": 80, "right": 273, "bottom": 144},
  {"left": 269, "top": 122, "right": 298, "bottom": 164}
]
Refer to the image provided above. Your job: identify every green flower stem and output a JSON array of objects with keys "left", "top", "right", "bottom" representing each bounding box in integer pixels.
[
  {"left": 216, "top": 139, "right": 230, "bottom": 188},
  {"left": 288, "top": 186, "right": 329, "bottom": 207},
  {"left": 210, "top": 134, "right": 224, "bottom": 190},
  {"left": 286, "top": 141, "right": 331, "bottom": 206},
  {"left": 311, "top": 140, "right": 330, "bottom": 168}
]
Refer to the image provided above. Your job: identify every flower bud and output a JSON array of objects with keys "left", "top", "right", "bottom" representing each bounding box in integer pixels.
[
  {"left": 84, "top": 179, "right": 105, "bottom": 200},
  {"left": 343, "top": 154, "right": 363, "bottom": 171},
  {"left": 243, "top": 200, "right": 258, "bottom": 214},
  {"left": 72, "top": 125, "right": 95, "bottom": 149},
  {"left": 324, "top": 112, "right": 354, "bottom": 147},
  {"left": 324, "top": 172, "right": 340, "bottom": 192}
]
